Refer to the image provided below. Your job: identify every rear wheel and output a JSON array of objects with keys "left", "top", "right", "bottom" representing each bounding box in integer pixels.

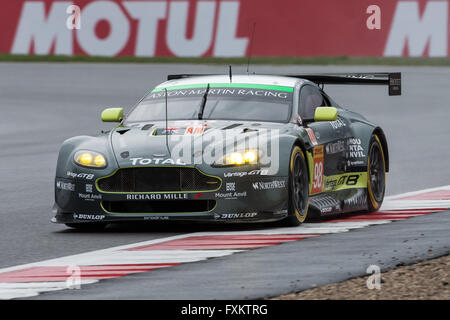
[
  {"left": 367, "top": 135, "right": 386, "bottom": 212},
  {"left": 282, "top": 146, "right": 309, "bottom": 226}
]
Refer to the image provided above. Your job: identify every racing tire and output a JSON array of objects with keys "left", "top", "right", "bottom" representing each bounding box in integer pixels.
[
  {"left": 367, "top": 134, "right": 386, "bottom": 212},
  {"left": 65, "top": 223, "right": 107, "bottom": 230},
  {"left": 282, "top": 145, "right": 310, "bottom": 226}
]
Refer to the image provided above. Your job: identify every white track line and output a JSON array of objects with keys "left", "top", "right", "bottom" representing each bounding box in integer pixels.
[
  {"left": 381, "top": 200, "right": 450, "bottom": 210},
  {"left": 0, "top": 280, "right": 98, "bottom": 299},
  {"left": 385, "top": 185, "right": 450, "bottom": 200},
  {"left": 26, "top": 250, "right": 243, "bottom": 267},
  {"left": 0, "top": 233, "right": 198, "bottom": 274}
]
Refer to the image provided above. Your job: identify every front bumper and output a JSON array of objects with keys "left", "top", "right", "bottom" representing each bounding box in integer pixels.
[{"left": 53, "top": 167, "right": 289, "bottom": 224}]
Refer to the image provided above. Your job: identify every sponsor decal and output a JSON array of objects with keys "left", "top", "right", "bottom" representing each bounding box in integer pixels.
[
  {"left": 193, "top": 192, "right": 203, "bottom": 199},
  {"left": 150, "top": 88, "right": 289, "bottom": 99},
  {"left": 56, "top": 181, "right": 75, "bottom": 191},
  {"left": 321, "top": 207, "right": 332, "bottom": 214},
  {"left": 9, "top": 0, "right": 249, "bottom": 57},
  {"left": 330, "top": 118, "right": 346, "bottom": 129},
  {"left": 216, "top": 212, "right": 258, "bottom": 219},
  {"left": 320, "top": 204, "right": 341, "bottom": 215},
  {"left": 326, "top": 140, "right": 345, "bottom": 154},
  {"left": 305, "top": 128, "right": 317, "bottom": 146},
  {"left": 78, "top": 193, "right": 102, "bottom": 201},
  {"left": 311, "top": 145, "right": 324, "bottom": 194},
  {"left": 215, "top": 191, "right": 247, "bottom": 199},
  {"left": 347, "top": 138, "right": 366, "bottom": 158},
  {"left": 126, "top": 193, "right": 188, "bottom": 200},
  {"left": 73, "top": 213, "right": 105, "bottom": 220},
  {"left": 226, "top": 182, "right": 236, "bottom": 192},
  {"left": 3, "top": 1, "right": 449, "bottom": 59},
  {"left": 157, "top": 125, "right": 209, "bottom": 135},
  {"left": 252, "top": 180, "right": 286, "bottom": 190},
  {"left": 184, "top": 126, "right": 206, "bottom": 135},
  {"left": 143, "top": 216, "right": 169, "bottom": 220},
  {"left": 347, "top": 159, "right": 365, "bottom": 167},
  {"left": 161, "top": 128, "right": 179, "bottom": 135},
  {"left": 130, "top": 157, "right": 186, "bottom": 165},
  {"left": 85, "top": 184, "right": 93, "bottom": 193},
  {"left": 323, "top": 172, "right": 366, "bottom": 192},
  {"left": 223, "top": 169, "right": 269, "bottom": 178},
  {"left": 67, "top": 171, "right": 94, "bottom": 180}
]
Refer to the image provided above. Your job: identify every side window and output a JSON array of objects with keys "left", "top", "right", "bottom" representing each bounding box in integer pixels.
[
  {"left": 299, "top": 85, "right": 325, "bottom": 119},
  {"left": 321, "top": 92, "right": 332, "bottom": 106}
]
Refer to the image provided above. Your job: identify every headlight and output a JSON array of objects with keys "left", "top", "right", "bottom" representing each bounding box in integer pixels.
[
  {"left": 214, "top": 150, "right": 259, "bottom": 166},
  {"left": 74, "top": 150, "right": 107, "bottom": 168}
]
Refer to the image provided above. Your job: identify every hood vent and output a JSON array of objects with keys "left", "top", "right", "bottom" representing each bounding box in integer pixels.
[
  {"left": 116, "top": 128, "right": 131, "bottom": 135},
  {"left": 242, "top": 128, "right": 258, "bottom": 133},
  {"left": 222, "top": 124, "right": 242, "bottom": 130},
  {"left": 141, "top": 124, "right": 153, "bottom": 131}
]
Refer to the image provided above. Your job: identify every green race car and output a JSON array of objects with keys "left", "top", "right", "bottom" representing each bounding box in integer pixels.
[{"left": 52, "top": 72, "right": 401, "bottom": 229}]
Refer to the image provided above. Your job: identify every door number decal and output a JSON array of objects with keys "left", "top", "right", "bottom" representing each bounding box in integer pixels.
[{"left": 311, "top": 145, "right": 324, "bottom": 194}]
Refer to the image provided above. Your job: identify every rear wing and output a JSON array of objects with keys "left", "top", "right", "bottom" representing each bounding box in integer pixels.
[
  {"left": 167, "top": 72, "right": 401, "bottom": 96},
  {"left": 285, "top": 73, "right": 401, "bottom": 96}
]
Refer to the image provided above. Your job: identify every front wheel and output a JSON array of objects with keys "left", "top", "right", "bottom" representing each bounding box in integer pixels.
[
  {"left": 367, "top": 134, "right": 386, "bottom": 212},
  {"left": 282, "top": 146, "right": 310, "bottom": 226}
]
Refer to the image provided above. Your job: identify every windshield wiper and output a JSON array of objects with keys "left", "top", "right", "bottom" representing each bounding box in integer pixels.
[{"left": 197, "top": 83, "right": 210, "bottom": 120}]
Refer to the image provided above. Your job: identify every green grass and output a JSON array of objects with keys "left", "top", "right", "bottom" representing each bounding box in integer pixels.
[{"left": 1, "top": 53, "right": 450, "bottom": 66}]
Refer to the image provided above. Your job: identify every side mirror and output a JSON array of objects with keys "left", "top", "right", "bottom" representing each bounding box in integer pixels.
[
  {"left": 314, "top": 107, "right": 338, "bottom": 122},
  {"left": 101, "top": 108, "right": 123, "bottom": 122}
]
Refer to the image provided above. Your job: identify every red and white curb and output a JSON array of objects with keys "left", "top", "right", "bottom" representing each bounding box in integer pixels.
[{"left": 1, "top": 186, "right": 449, "bottom": 299}]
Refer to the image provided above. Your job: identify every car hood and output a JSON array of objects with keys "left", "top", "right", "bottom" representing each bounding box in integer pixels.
[{"left": 110, "top": 120, "right": 286, "bottom": 167}]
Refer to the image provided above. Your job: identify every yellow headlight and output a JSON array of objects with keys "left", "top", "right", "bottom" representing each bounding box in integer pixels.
[
  {"left": 229, "top": 152, "right": 244, "bottom": 165},
  {"left": 244, "top": 151, "right": 257, "bottom": 163},
  {"left": 74, "top": 151, "right": 107, "bottom": 168},
  {"left": 219, "top": 150, "right": 259, "bottom": 166},
  {"left": 77, "top": 153, "right": 93, "bottom": 166},
  {"left": 94, "top": 155, "right": 106, "bottom": 167}
]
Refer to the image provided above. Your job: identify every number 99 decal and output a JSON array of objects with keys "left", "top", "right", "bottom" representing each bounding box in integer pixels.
[
  {"left": 311, "top": 146, "right": 324, "bottom": 194},
  {"left": 313, "top": 162, "right": 323, "bottom": 189}
]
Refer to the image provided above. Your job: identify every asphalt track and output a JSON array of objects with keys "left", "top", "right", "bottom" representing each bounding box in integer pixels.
[
  {"left": 29, "top": 210, "right": 450, "bottom": 299},
  {"left": 0, "top": 63, "right": 449, "bottom": 298}
]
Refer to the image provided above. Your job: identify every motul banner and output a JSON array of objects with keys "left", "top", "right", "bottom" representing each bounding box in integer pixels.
[{"left": 1, "top": 0, "right": 449, "bottom": 57}]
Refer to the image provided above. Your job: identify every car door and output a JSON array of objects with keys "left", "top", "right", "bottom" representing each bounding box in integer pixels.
[{"left": 298, "top": 84, "right": 346, "bottom": 196}]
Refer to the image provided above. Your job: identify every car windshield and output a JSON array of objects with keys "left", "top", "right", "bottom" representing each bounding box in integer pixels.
[{"left": 125, "top": 85, "right": 293, "bottom": 123}]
